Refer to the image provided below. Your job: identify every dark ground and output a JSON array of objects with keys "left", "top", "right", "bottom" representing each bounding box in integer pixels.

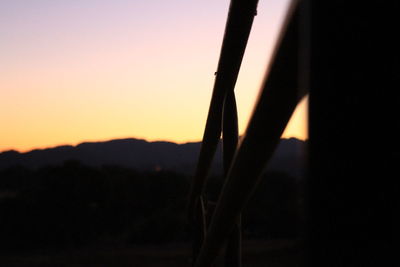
[{"left": 0, "top": 239, "right": 304, "bottom": 267}]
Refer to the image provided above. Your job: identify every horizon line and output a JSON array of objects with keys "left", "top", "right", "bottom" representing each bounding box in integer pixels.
[{"left": 1, "top": 135, "right": 307, "bottom": 154}]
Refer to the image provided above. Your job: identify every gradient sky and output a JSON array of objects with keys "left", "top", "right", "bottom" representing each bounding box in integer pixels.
[{"left": 0, "top": 0, "right": 307, "bottom": 153}]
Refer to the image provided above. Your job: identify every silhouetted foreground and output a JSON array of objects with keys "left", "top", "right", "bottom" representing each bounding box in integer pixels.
[
  {"left": 0, "top": 239, "right": 304, "bottom": 267},
  {"left": 0, "top": 160, "right": 304, "bottom": 263}
]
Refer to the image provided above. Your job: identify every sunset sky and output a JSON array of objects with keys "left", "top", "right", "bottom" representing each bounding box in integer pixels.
[{"left": 0, "top": 0, "right": 307, "bottom": 153}]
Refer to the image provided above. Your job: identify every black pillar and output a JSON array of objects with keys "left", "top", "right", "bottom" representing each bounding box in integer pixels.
[{"left": 308, "top": 1, "right": 397, "bottom": 266}]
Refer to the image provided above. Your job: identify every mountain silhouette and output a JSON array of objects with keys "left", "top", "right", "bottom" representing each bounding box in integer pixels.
[{"left": 0, "top": 137, "right": 306, "bottom": 178}]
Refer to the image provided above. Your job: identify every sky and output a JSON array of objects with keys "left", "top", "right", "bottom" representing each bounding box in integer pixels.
[{"left": 0, "top": 0, "right": 307, "bottom": 153}]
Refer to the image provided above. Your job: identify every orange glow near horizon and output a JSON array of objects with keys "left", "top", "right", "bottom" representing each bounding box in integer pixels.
[{"left": 0, "top": 0, "right": 306, "bottom": 153}]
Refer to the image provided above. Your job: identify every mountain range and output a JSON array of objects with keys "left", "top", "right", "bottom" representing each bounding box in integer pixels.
[{"left": 0, "top": 137, "right": 307, "bottom": 178}]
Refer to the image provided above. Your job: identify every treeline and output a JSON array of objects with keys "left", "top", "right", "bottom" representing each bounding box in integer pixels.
[{"left": 0, "top": 161, "right": 303, "bottom": 251}]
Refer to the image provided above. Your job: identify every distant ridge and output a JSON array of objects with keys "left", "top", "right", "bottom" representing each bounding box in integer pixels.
[{"left": 0, "top": 138, "right": 307, "bottom": 178}]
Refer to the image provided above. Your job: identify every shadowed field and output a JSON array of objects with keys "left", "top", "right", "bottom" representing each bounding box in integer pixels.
[
  {"left": 0, "top": 163, "right": 305, "bottom": 267},
  {"left": 0, "top": 239, "right": 304, "bottom": 267}
]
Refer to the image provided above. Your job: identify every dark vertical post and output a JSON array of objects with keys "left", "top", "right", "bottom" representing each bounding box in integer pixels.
[
  {"left": 307, "top": 0, "right": 396, "bottom": 266},
  {"left": 222, "top": 89, "right": 241, "bottom": 267}
]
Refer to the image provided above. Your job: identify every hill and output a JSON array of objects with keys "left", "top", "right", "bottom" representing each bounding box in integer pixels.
[{"left": 0, "top": 137, "right": 306, "bottom": 178}]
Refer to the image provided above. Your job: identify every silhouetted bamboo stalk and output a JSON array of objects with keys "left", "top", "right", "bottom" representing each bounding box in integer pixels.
[
  {"left": 187, "top": 0, "right": 259, "bottom": 219},
  {"left": 222, "top": 89, "right": 241, "bottom": 267},
  {"left": 193, "top": 0, "right": 307, "bottom": 266},
  {"left": 192, "top": 196, "right": 207, "bottom": 266},
  {"left": 187, "top": 1, "right": 258, "bottom": 264}
]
